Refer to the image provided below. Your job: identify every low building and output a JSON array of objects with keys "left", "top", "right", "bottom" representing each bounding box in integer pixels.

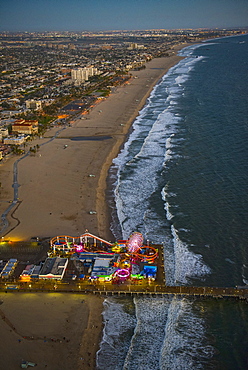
[
  {"left": 91, "top": 256, "right": 114, "bottom": 278},
  {"left": 14, "top": 119, "right": 25, "bottom": 124},
  {"left": 0, "top": 259, "right": 18, "bottom": 279},
  {"left": 0, "top": 127, "right": 9, "bottom": 138},
  {"left": 0, "top": 144, "right": 12, "bottom": 156},
  {"left": 39, "top": 257, "right": 68, "bottom": 279},
  {"left": 20, "top": 264, "right": 42, "bottom": 281},
  {"left": 12, "top": 123, "right": 38, "bottom": 135},
  {"left": 25, "top": 120, "right": 38, "bottom": 126},
  {"left": 26, "top": 99, "right": 42, "bottom": 110},
  {"left": 4, "top": 136, "right": 26, "bottom": 145}
]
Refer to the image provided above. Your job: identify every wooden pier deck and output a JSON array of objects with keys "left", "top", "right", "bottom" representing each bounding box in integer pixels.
[
  {"left": 91, "top": 285, "right": 248, "bottom": 301},
  {"left": 1, "top": 282, "right": 248, "bottom": 301}
]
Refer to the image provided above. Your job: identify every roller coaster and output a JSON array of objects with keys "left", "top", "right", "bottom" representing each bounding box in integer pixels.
[
  {"left": 50, "top": 231, "right": 159, "bottom": 282},
  {"left": 50, "top": 231, "right": 112, "bottom": 253},
  {"left": 50, "top": 231, "right": 158, "bottom": 261}
]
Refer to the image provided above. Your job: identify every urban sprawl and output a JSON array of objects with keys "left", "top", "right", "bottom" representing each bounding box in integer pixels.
[{"left": 0, "top": 28, "right": 247, "bottom": 159}]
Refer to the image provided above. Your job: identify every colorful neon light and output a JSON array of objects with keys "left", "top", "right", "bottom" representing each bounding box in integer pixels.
[
  {"left": 75, "top": 244, "right": 84, "bottom": 252},
  {"left": 126, "top": 232, "right": 143, "bottom": 253},
  {"left": 115, "top": 268, "right": 130, "bottom": 279},
  {"left": 137, "top": 246, "right": 158, "bottom": 262}
]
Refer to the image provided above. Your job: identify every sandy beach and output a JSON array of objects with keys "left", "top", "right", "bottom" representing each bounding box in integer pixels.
[
  {"left": 0, "top": 44, "right": 186, "bottom": 243},
  {"left": 0, "top": 44, "right": 189, "bottom": 369},
  {"left": 0, "top": 292, "right": 104, "bottom": 369}
]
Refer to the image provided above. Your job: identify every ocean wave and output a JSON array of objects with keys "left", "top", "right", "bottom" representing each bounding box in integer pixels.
[
  {"left": 110, "top": 44, "right": 211, "bottom": 282},
  {"left": 96, "top": 298, "right": 136, "bottom": 370},
  {"left": 161, "top": 186, "right": 211, "bottom": 284},
  {"left": 160, "top": 297, "right": 215, "bottom": 369},
  {"left": 123, "top": 297, "right": 172, "bottom": 370},
  {"left": 113, "top": 110, "right": 180, "bottom": 240},
  {"left": 105, "top": 34, "right": 248, "bottom": 369},
  {"left": 98, "top": 296, "right": 215, "bottom": 370},
  {"left": 178, "top": 43, "right": 208, "bottom": 57},
  {"left": 171, "top": 225, "right": 211, "bottom": 284}
]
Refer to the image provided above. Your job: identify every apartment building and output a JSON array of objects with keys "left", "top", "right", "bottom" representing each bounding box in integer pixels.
[
  {"left": 26, "top": 99, "right": 42, "bottom": 110},
  {"left": 71, "top": 67, "right": 98, "bottom": 85}
]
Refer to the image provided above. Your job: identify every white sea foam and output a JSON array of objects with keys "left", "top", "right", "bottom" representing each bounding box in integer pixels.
[
  {"left": 104, "top": 49, "right": 214, "bottom": 369},
  {"left": 105, "top": 36, "right": 248, "bottom": 370},
  {"left": 164, "top": 135, "right": 181, "bottom": 163},
  {"left": 164, "top": 199, "right": 173, "bottom": 221},
  {"left": 111, "top": 44, "right": 211, "bottom": 281},
  {"left": 160, "top": 297, "right": 215, "bottom": 369},
  {"left": 162, "top": 185, "right": 175, "bottom": 221},
  {"left": 98, "top": 296, "right": 214, "bottom": 370},
  {"left": 171, "top": 225, "right": 211, "bottom": 284},
  {"left": 113, "top": 109, "right": 180, "bottom": 239},
  {"left": 178, "top": 43, "right": 208, "bottom": 57},
  {"left": 162, "top": 185, "right": 211, "bottom": 284},
  {"left": 96, "top": 298, "right": 136, "bottom": 370},
  {"left": 123, "top": 297, "right": 171, "bottom": 370}
]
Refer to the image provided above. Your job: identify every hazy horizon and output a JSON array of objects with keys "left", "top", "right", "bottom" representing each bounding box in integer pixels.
[{"left": 0, "top": 0, "right": 247, "bottom": 33}]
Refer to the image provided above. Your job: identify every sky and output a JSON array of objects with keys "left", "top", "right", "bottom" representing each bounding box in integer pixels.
[{"left": 0, "top": 0, "right": 247, "bottom": 32}]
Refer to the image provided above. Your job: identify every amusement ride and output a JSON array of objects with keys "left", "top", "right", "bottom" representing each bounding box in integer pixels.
[{"left": 49, "top": 231, "right": 158, "bottom": 282}]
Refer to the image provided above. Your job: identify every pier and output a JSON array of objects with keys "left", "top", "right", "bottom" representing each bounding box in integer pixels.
[
  {"left": 0, "top": 234, "right": 247, "bottom": 302},
  {"left": 1, "top": 282, "right": 247, "bottom": 302}
]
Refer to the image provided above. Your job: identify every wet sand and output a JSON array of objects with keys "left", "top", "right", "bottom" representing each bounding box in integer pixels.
[
  {"left": 0, "top": 45, "right": 186, "bottom": 243},
  {"left": 0, "top": 44, "right": 189, "bottom": 369}
]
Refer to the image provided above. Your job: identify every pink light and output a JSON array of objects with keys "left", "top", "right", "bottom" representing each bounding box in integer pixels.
[
  {"left": 126, "top": 232, "right": 143, "bottom": 253},
  {"left": 75, "top": 244, "right": 84, "bottom": 252},
  {"left": 115, "top": 268, "right": 130, "bottom": 279}
]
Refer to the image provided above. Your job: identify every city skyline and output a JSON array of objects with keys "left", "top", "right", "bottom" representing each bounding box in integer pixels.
[{"left": 0, "top": 0, "right": 247, "bottom": 32}]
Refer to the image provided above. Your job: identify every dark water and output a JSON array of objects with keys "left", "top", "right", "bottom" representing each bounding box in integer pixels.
[
  {"left": 165, "top": 36, "right": 248, "bottom": 287},
  {"left": 97, "top": 35, "right": 248, "bottom": 369}
]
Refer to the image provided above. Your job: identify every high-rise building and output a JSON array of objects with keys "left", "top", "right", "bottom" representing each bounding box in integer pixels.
[
  {"left": 87, "top": 67, "right": 98, "bottom": 77},
  {"left": 71, "top": 67, "right": 98, "bottom": 85},
  {"left": 127, "top": 43, "right": 144, "bottom": 50},
  {"left": 71, "top": 68, "right": 89, "bottom": 85}
]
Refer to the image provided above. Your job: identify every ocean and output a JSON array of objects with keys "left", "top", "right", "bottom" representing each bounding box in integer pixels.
[{"left": 97, "top": 34, "right": 248, "bottom": 369}]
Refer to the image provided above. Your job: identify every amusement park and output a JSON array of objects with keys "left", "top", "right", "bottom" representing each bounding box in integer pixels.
[
  {"left": 48, "top": 231, "right": 160, "bottom": 284},
  {"left": 1, "top": 232, "right": 247, "bottom": 300}
]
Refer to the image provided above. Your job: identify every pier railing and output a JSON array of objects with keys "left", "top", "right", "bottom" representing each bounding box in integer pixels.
[{"left": 1, "top": 282, "right": 247, "bottom": 301}]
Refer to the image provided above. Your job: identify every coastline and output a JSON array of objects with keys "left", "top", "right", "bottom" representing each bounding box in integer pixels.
[
  {"left": 0, "top": 43, "right": 191, "bottom": 369},
  {"left": 95, "top": 44, "right": 188, "bottom": 241},
  {"left": 0, "top": 43, "right": 188, "bottom": 243}
]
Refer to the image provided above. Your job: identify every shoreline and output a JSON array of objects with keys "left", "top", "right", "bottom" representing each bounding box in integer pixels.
[
  {"left": 96, "top": 45, "right": 187, "bottom": 241},
  {"left": 0, "top": 42, "right": 192, "bottom": 369},
  {"left": 0, "top": 43, "right": 189, "bottom": 243}
]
